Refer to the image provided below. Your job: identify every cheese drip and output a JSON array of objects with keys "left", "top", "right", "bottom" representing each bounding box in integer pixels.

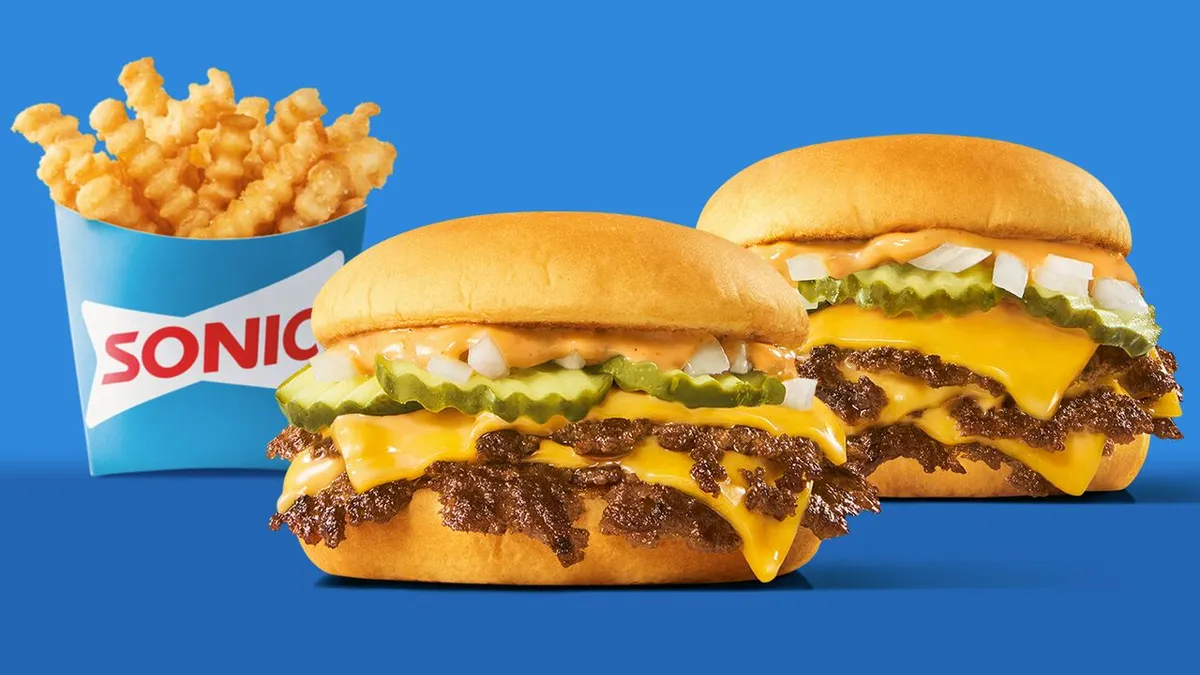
[{"left": 278, "top": 451, "right": 346, "bottom": 513}]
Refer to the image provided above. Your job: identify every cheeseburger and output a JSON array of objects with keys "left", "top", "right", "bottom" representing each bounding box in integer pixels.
[
  {"left": 697, "top": 135, "right": 1182, "bottom": 498},
  {"left": 267, "top": 212, "right": 877, "bottom": 584}
]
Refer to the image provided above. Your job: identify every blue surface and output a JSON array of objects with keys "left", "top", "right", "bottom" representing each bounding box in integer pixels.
[{"left": 1, "top": 1, "right": 1197, "bottom": 672}]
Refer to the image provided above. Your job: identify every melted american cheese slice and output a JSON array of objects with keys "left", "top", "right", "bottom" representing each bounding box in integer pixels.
[
  {"left": 279, "top": 391, "right": 843, "bottom": 582},
  {"left": 807, "top": 304, "right": 1098, "bottom": 420}
]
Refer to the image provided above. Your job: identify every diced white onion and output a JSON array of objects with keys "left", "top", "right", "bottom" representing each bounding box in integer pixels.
[
  {"left": 781, "top": 378, "right": 817, "bottom": 411},
  {"left": 728, "top": 342, "right": 751, "bottom": 374},
  {"left": 991, "top": 251, "right": 1028, "bottom": 298},
  {"left": 467, "top": 334, "right": 509, "bottom": 379},
  {"left": 684, "top": 339, "right": 730, "bottom": 376},
  {"left": 427, "top": 355, "right": 474, "bottom": 384},
  {"left": 1093, "top": 278, "right": 1149, "bottom": 314},
  {"left": 554, "top": 351, "right": 587, "bottom": 370},
  {"left": 1032, "top": 254, "right": 1093, "bottom": 297},
  {"left": 785, "top": 254, "right": 829, "bottom": 281},
  {"left": 908, "top": 243, "right": 993, "bottom": 273},
  {"left": 309, "top": 349, "right": 360, "bottom": 383}
]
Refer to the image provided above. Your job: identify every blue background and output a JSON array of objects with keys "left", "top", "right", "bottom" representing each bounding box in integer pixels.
[{"left": 1, "top": 1, "right": 1196, "bottom": 671}]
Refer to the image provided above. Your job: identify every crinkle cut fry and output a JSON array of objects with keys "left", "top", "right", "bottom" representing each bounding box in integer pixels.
[
  {"left": 196, "top": 113, "right": 257, "bottom": 213},
  {"left": 278, "top": 159, "right": 352, "bottom": 233},
  {"left": 12, "top": 104, "right": 98, "bottom": 208}
]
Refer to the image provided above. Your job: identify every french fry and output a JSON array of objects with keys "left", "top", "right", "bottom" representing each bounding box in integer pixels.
[
  {"left": 76, "top": 174, "right": 156, "bottom": 233},
  {"left": 31, "top": 134, "right": 97, "bottom": 208},
  {"left": 260, "top": 88, "right": 325, "bottom": 163},
  {"left": 146, "top": 68, "right": 235, "bottom": 157},
  {"left": 236, "top": 96, "right": 270, "bottom": 123},
  {"left": 13, "top": 104, "right": 99, "bottom": 208},
  {"left": 236, "top": 96, "right": 271, "bottom": 180},
  {"left": 197, "top": 114, "right": 257, "bottom": 213},
  {"left": 118, "top": 57, "right": 170, "bottom": 120},
  {"left": 278, "top": 159, "right": 352, "bottom": 232},
  {"left": 327, "top": 102, "right": 380, "bottom": 148},
  {"left": 90, "top": 99, "right": 210, "bottom": 235},
  {"left": 36, "top": 146, "right": 74, "bottom": 205},
  {"left": 12, "top": 104, "right": 86, "bottom": 147},
  {"left": 191, "top": 96, "right": 269, "bottom": 169},
  {"left": 334, "top": 136, "right": 397, "bottom": 198},
  {"left": 199, "top": 120, "right": 327, "bottom": 238}
]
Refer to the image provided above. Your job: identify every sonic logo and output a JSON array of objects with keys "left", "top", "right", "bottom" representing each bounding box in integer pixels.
[{"left": 80, "top": 252, "right": 343, "bottom": 427}]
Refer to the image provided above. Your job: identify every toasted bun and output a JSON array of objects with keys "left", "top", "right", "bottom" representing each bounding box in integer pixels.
[
  {"left": 313, "top": 212, "right": 808, "bottom": 347},
  {"left": 697, "top": 134, "right": 1131, "bottom": 254},
  {"left": 867, "top": 435, "right": 1149, "bottom": 498},
  {"left": 299, "top": 490, "right": 820, "bottom": 585}
]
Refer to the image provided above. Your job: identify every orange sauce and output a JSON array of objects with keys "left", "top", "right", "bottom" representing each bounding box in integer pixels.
[
  {"left": 329, "top": 326, "right": 797, "bottom": 379},
  {"left": 752, "top": 229, "right": 1137, "bottom": 283}
]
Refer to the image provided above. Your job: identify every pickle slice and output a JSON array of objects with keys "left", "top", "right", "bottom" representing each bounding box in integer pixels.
[
  {"left": 800, "top": 263, "right": 1160, "bottom": 356},
  {"left": 596, "top": 357, "right": 785, "bottom": 408},
  {"left": 375, "top": 358, "right": 613, "bottom": 423},
  {"left": 276, "top": 365, "right": 420, "bottom": 431},
  {"left": 1022, "top": 285, "right": 1160, "bottom": 358},
  {"left": 799, "top": 264, "right": 1001, "bottom": 318}
]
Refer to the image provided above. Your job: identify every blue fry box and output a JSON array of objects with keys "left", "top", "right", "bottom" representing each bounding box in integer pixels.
[{"left": 54, "top": 205, "right": 367, "bottom": 475}]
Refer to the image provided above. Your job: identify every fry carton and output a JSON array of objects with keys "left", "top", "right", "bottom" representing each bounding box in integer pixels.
[{"left": 55, "top": 206, "right": 366, "bottom": 474}]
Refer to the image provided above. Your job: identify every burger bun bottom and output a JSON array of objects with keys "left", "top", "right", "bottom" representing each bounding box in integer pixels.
[{"left": 868, "top": 435, "right": 1150, "bottom": 498}]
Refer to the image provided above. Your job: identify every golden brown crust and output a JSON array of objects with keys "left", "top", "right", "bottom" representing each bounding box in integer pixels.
[
  {"left": 299, "top": 490, "right": 820, "bottom": 585},
  {"left": 696, "top": 134, "right": 1132, "bottom": 254},
  {"left": 312, "top": 212, "right": 809, "bottom": 347},
  {"left": 868, "top": 436, "right": 1149, "bottom": 498}
]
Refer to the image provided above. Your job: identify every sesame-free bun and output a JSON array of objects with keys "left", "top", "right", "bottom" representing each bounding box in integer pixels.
[
  {"left": 697, "top": 134, "right": 1132, "bottom": 254},
  {"left": 299, "top": 490, "right": 820, "bottom": 585},
  {"left": 866, "top": 435, "right": 1149, "bottom": 498},
  {"left": 312, "top": 212, "right": 808, "bottom": 347}
]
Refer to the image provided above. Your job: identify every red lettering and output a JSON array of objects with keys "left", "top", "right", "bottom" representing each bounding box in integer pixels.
[
  {"left": 101, "top": 332, "right": 141, "bottom": 384},
  {"left": 283, "top": 308, "right": 317, "bottom": 361},
  {"left": 99, "top": 307, "right": 316, "bottom": 384},
  {"left": 263, "top": 314, "right": 281, "bottom": 366},
  {"left": 203, "top": 318, "right": 260, "bottom": 373},
  {"left": 142, "top": 326, "right": 200, "bottom": 378}
]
